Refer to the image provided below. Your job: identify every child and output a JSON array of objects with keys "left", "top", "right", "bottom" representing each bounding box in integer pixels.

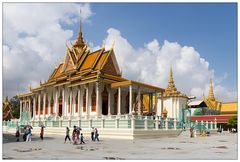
[{"left": 80, "top": 133, "right": 85, "bottom": 144}]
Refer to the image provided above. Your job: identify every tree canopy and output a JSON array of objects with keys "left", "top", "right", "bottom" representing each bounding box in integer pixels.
[
  {"left": 10, "top": 95, "right": 20, "bottom": 119},
  {"left": 227, "top": 116, "right": 237, "bottom": 128}
]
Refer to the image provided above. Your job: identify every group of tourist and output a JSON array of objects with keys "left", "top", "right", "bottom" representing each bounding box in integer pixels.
[
  {"left": 15, "top": 124, "right": 100, "bottom": 144},
  {"left": 64, "top": 126, "right": 100, "bottom": 145}
]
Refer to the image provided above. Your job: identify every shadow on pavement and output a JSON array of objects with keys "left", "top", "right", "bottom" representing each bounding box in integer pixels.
[{"left": 3, "top": 133, "right": 55, "bottom": 144}]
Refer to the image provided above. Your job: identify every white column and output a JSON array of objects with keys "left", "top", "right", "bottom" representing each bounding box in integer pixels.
[
  {"left": 70, "top": 88, "right": 73, "bottom": 117},
  {"left": 62, "top": 88, "right": 65, "bottom": 117},
  {"left": 65, "top": 89, "right": 68, "bottom": 117},
  {"left": 155, "top": 92, "right": 158, "bottom": 116},
  {"left": 86, "top": 84, "right": 89, "bottom": 117},
  {"left": 77, "top": 87, "right": 81, "bottom": 118},
  {"left": 161, "top": 92, "right": 164, "bottom": 117},
  {"left": 43, "top": 93, "right": 46, "bottom": 118},
  {"left": 20, "top": 100, "right": 23, "bottom": 120},
  {"left": 172, "top": 97, "right": 175, "bottom": 119},
  {"left": 48, "top": 95, "right": 51, "bottom": 116},
  {"left": 54, "top": 90, "right": 58, "bottom": 116},
  {"left": 165, "top": 118, "right": 168, "bottom": 130},
  {"left": 80, "top": 87, "right": 84, "bottom": 118},
  {"left": 96, "top": 82, "right": 100, "bottom": 117},
  {"left": 23, "top": 99, "right": 27, "bottom": 111},
  {"left": 117, "top": 87, "right": 121, "bottom": 115},
  {"left": 137, "top": 88, "right": 141, "bottom": 115},
  {"left": 107, "top": 87, "right": 111, "bottom": 116},
  {"left": 29, "top": 97, "right": 31, "bottom": 119},
  {"left": 174, "top": 119, "right": 177, "bottom": 130},
  {"left": 129, "top": 85, "right": 132, "bottom": 115},
  {"left": 33, "top": 96, "right": 36, "bottom": 119},
  {"left": 38, "top": 94, "right": 41, "bottom": 118},
  {"left": 73, "top": 90, "right": 76, "bottom": 116}
]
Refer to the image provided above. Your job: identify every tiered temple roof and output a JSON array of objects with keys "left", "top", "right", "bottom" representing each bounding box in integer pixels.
[{"left": 28, "top": 24, "right": 126, "bottom": 93}]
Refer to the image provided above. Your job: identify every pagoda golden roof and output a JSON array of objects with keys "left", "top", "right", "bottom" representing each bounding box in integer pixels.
[
  {"left": 220, "top": 102, "right": 237, "bottom": 115},
  {"left": 163, "top": 66, "right": 187, "bottom": 97},
  {"left": 203, "top": 79, "right": 222, "bottom": 111}
]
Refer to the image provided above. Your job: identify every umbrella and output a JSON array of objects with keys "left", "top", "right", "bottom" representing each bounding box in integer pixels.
[{"left": 24, "top": 125, "right": 33, "bottom": 129}]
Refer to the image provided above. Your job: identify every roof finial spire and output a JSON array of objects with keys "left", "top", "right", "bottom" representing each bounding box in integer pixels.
[
  {"left": 73, "top": 8, "right": 85, "bottom": 48},
  {"left": 80, "top": 9, "right": 82, "bottom": 34},
  {"left": 166, "top": 65, "right": 177, "bottom": 91},
  {"left": 208, "top": 78, "right": 215, "bottom": 101}
]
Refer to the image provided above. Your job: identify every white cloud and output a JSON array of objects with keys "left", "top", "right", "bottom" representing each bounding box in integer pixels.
[
  {"left": 104, "top": 28, "right": 236, "bottom": 102},
  {"left": 3, "top": 3, "right": 93, "bottom": 98},
  {"left": 3, "top": 3, "right": 236, "bottom": 103}
]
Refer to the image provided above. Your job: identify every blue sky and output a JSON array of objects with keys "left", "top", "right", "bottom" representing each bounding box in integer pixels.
[
  {"left": 3, "top": 3, "right": 237, "bottom": 101},
  {"left": 75, "top": 3, "right": 237, "bottom": 89}
]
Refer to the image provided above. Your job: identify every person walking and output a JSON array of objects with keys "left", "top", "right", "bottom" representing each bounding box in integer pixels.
[
  {"left": 64, "top": 127, "right": 71, "bottom": 143},
  {"left": 40, "top": 126, "right": 44, "bottom": 140},
  {"left": 76, "top": 127, "right": 81, "bottom": 143},
  {"left": 95, "top": 128, "right": 99, "bottom": 142},
  {"left": 72, "top": 126, "right": 78, "bottom": 145},
  {"left": 91, "top": 127, "right": 95, "bottom": 141},
  {"left": 15, "top": 125, "right": 20, "bottom": 142},
  {"left": 80, "top": 133, "right": 85, "bottom": 144}
]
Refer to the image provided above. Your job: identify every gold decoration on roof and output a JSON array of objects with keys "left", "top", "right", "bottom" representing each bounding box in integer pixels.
[
  {"left": 73, "top": 9, "right": 86, "bottom": 50},
  {"left": 208, "top": 79, "right": 215, "bottom": 101},
  {"left": 163, "top": 66, "right": 187, "bottom": 97},
  {"left": 203, "top": 79, "right": 222, "bottom": 111}
]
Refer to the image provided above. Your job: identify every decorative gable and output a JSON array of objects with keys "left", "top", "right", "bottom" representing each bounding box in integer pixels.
[{"left": 101, "top": 53, "right": 120, "bottom": 76}]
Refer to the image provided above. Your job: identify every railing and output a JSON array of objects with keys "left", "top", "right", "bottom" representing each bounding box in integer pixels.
[{"left": 3, "top": 117, "right": 218, "bottom": 131}]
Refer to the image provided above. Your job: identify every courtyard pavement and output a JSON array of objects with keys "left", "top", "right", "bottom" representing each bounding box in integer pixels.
[{"left": 2, "top": 130, "right": 238, "bottom": 160}]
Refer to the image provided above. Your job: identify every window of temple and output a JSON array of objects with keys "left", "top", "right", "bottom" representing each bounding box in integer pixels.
[
  {"left": 50, "top": 96, "right": 54, "bottom": 114},
  {"left": 58, "top": 94, "right": 62, "bottom": 117},
  {"left": 75, "top": 93, "right": 78, "bottom": 113},
  {"left": 45, "top": 97, "right": 48, "bottom": 114},
  {"left": 92, "top": 88, "right": 96, "bottom": 112},
  {"left": 40, "top": 96, "right": 43, "bottom": 114},
  {"left": 36, "top": 98, "right": 38, "bottom": 115},
  {"left": 125, "top": 92, "right": 129, "bottom": 114},
  {"left": 83, "top": 91, "right": 86, "bottom": 112},
  {"left": 68, "top": 96, "right": 70, "bottom": 113},
  {"left": 102, "top": 87, "right": 108, "bottom": 115},
  {"left": 114, "top": 91, "right": 118, "bottom": 115}
]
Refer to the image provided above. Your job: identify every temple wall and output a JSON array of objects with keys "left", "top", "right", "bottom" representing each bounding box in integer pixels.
[{"left": 157, "top": 97, "right": 187, "bottom": 119}]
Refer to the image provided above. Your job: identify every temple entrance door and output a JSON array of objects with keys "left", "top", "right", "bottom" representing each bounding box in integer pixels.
[
  {"left": 31, "top": 99, "right": 33, "bottom": 118},
  {"left": 113, "top": 91, "right": 118, "bottom": 115},
  {"left": 125, "top": 92, "right": 129, "bottom": 114},
  {"left": 102, "top": 87, "right": 108, "bottom": 115},
  {"left": 58, "top": 95, "right": 63, "bottom": 117}
]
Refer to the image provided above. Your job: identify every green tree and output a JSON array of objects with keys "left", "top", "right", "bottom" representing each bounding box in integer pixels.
[
  {"left": 10, "top": 95, "right": 20, "bottom": 119},
  {"left": 227, "top": 116, "right": 237, "bottom": 129},
  {"left": 193, "top": 108, "right": 202, "bottom": 116}
]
